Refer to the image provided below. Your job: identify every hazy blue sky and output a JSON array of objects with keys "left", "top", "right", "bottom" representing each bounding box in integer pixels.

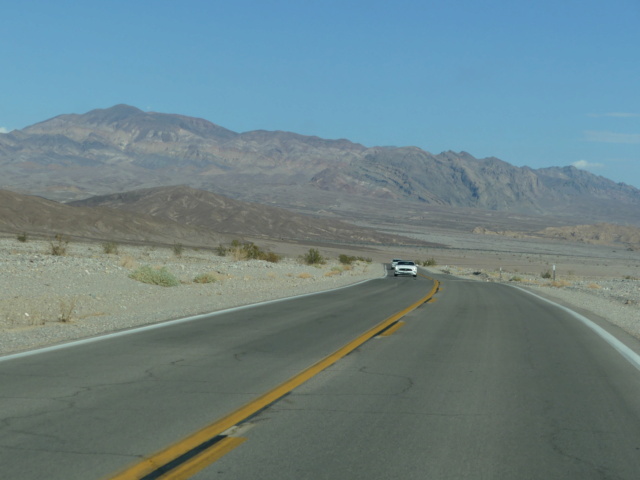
[{"left": 2, "top": 0, "right": 639, "bottom": 187}]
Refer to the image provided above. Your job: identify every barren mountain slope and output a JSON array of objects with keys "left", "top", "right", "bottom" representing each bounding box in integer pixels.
[
  {"left": 2, "top": 104, "right": 639, "bottom": 226},
  {"left": 69, "top": 185, "right": 426, "bottom": 246},
  {"left": 0, "top": 189, "right": 226, "bottom": 246}
]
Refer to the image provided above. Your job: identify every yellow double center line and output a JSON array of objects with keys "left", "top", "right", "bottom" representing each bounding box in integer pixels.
[{"left": 107, "top": 279, "right": 440, "bottom": 479}]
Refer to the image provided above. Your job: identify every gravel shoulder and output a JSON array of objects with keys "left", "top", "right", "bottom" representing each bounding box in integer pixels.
[
  {"left": 0, "top": 238, "right": 382, "bottom": 356},
  {"left": 435, "top": 265, "right": 640, "bottom": 341}
]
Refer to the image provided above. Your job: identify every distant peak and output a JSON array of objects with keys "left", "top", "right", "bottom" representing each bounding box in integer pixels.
[
  {"left": 104, "top": 104, "right": 143, "bottom": 114},
  {"left": 80, "top": 104, "right": 144, "bottom": 123}
]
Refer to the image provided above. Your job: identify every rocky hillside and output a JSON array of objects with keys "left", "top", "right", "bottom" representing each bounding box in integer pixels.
[
  {"left": 0, "top": 189, "right": 225, "bottom": 246},
  {"left": 68, "top": 185, "right": 424, "bottom": 245},
  {"left": 0, "top": 188, "right": 423, "bottom": 247},
  {"left": 537, "top": 223, "right": 640, "bottom": 249},
  {"left": 473, "top": 222, "right": 640, "bottom": 249},
  {"left": 2, "top": 104, "right": 639, "bottom": 226}
]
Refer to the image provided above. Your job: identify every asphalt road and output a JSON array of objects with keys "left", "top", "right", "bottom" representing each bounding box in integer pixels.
[
  {"left": 0, "top": 269, "right": 432, "bottom": 479},
  {"left": 2, "top": 270, "right": 640, "bottom": 479}
]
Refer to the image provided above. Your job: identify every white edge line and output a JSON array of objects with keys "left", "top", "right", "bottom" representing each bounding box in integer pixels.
[
  {"left": 0, "top": 272, "right": 384, "bottom": 364},
  {"left": 513, "top": 285, "right": 640, "bottom": 372}
]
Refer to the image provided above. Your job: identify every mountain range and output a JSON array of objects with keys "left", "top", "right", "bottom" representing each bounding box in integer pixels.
[{"left": 1, "top": 104, "right": 639, "bottom": 227}]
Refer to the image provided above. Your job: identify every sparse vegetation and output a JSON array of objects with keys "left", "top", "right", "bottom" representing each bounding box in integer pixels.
[
  {"left": 510, "top": 276, "right": 523, "bottom": 282},
  {"left": 120, "top": 255, "right": 137, "bottom": 269},
  {"left": 338, "top": 254, "right": 371, "bottom": 265},
  {"left": 541, "top": 269, "right": 552, "bottom": 279},
  {"left": 49, "top": 234, "right": 69, "bottom": 256},
  {"left": 262, "top": 251, "right": 281, "bottom": 263},
  {"left": 421, "top": 257, "right": 437, "bottom": 266},
  {"left": 242, "top": 242, "right": 263, "bottom": 260},
  {"left": 223, "top": 240, "right": 281, "bottom": 262},
  {"left": 339, "top": 254, "right": 356, "bottom": 265},
  {"left": 324, "top": 270, "right": 341, "bottom": 277},
  {"left": 193, "top": 272, "right": 219, "bottom": 284},
  {"left": 214, "top": 244, "right": 227, "bottom": 256},
  {"left": 58, "top": 297, "right": 77, "bottom": 323},
  {"left": 129, "top": 265, "right": 181, "bottom": 287},
  {"left": 172, "top": 242, "right": 184, "bottom": 257},
  {"left": 297, "top": 272, "right": 313, "bottom": 279},
  {"left": 302, "top": 248, "right": 325, "bottom": 265},
  {"left": 16, "top": 232, "right": 28, "bottom": 243},
  {"left": 102, "top": 241, "right": 119, "bottom": 254}
]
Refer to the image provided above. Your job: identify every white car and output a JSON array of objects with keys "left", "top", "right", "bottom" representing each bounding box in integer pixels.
[
  {"left": 390, "top": 258, "right": 402, "bottom": 269},
  {"left": 394, "top": 260, "right": 417, "bottom": 278}
]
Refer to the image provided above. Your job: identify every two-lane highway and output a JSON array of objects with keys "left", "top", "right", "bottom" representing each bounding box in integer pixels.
[
  {"left": 201, "top": 274, "right": 640, "bottom": 479},
  {"left": 0, "top": 268, "right": 434, "bottom": 479},
  {"left": 2, "top": 268, "right": 640, "bottom": 479}
]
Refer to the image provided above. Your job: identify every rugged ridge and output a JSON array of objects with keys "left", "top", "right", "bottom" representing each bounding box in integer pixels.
[
  {"left": 68, "top": 185, "right": 423, "bottom": 245},
  {"left": 0, "top": 187, "right": 424, "bottom": 247},
  {"left": 2, "top": 104, "right": 639, "bottom": 226}
]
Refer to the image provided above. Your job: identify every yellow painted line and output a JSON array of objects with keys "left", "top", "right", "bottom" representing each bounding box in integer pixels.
[
  {"left": 159, "top": 437, "right": 247, "bottom": 480},
  {"left": 107, "top": 278, "right": 440, "bottom": 480},
  {"left": 380, "top": 321, "right": 405, "bottom": 336}
]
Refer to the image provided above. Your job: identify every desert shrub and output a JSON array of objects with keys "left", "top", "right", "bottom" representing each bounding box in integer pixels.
[
  {"left": 302, "top": 248, "right": 325, "bottom": 265},
  {"left": 541, "top": 269, "right": 552, "bottom": 279},
  {"left": 214, "top": 244, "right": 227, "bottom": 256},
  {"left": 243, "top": 242, "right": 263, "bottom": 260},
  {"left": 422, "top": 257, "right": 437, "bottom": 266},
  {"left": 16, "top": 232, "right": 28, "bottom": 242},
  {"left": 221, "top": 240, "right": 280, "bottom": 263},
  {"left": 509, "top": 276, "right": 522, "bottom": 282},
  {"left": 339, "top": 254, "right": 356, "bottom": 265},
  {"left": 49, "top": 234, "right": 69, "bottom": 256},
  {"left": 324, "top": 270, "right": 341, "bottom": 277},
  {"left": 242, "top": 242, "right": 280, "bottom": 262},
  {"left": 172, "top": 242, "right": 184, "bottom": 257},
  {"left": 298, "top": 272, "right": 313, "bottom": 279},
  {"left": 338, "top": 255, "right": 371, "bottom": 264},
  {"left": 58, "top": 297, "right": 77, "bottom": 323},
  {"left": 102, "top": 241, "right": 119, "bottom": 254},
  {"left": 229, "top": 244, "right": 246, "bottom": 261},
  {"left": 193, "top": 272, "right": 219, "bottom": 284},
  {"left": 120, "top": 255, "right": 137, "bottom": 269},
  {"left": 129, "top": 265, "right": 180, "bottom": 287},
  {"left": 261, "top": 251, "right": 281, "bottom": 263}
]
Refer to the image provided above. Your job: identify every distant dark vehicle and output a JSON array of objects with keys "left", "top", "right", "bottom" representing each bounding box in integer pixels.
[{"left": 394, "top": 261, "right": 417, "bottom": 278}]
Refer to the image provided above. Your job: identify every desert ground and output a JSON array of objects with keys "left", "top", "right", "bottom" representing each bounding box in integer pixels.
[{"left": 1, "top": 223, "right": 639, "bottom": 357}]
